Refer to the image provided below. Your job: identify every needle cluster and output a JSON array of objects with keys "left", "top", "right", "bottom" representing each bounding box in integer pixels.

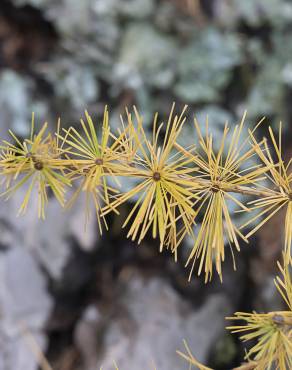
[{"left": 0, "top": 105, "right": 291, "bottom": 283}]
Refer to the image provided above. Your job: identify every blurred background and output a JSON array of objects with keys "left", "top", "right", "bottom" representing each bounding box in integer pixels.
[{"left": 0, "top": 0, "right": 291, "bottom": 369}]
